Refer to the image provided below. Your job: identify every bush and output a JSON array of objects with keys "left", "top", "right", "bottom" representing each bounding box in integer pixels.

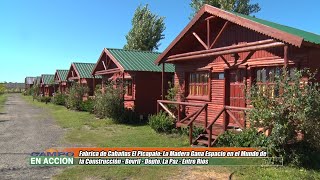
[
  {"left": 165, "top": 82, "right": 179, "bottom": 111},
  {"left": 24, "top": 88, "right": 33, "bottom": 96},
  {"left": 180, "top": 126, "right": 205, "bottom": 138},
  {"left": 79, "top": 98, "right": 94, "bottom": 113},
  {"left": 215, "top": 128, "right": 269, "bottom": 147},
  {"left": 149, "top": 111, "right": 175, "bottom": 133},
  {"left": 119, "top": 108, "right": 141, "bottom": 124},
  {"left": 38, "top": 96, "right": 51, "bottom": 103},
  {"left": 66, "top": 83, "right": 89, "bottom": 110},
  {"left": 94, "top": 83, "right": 124, "bottom": 121},
  {"left": 248, "top": 68, "right": 320, "bottom": 166},
  {"left": 0, "top": 84, "right": 6, "bottom": 95},
  {"left": 52, "top": 91, "right": 68, "bottom": 106}
]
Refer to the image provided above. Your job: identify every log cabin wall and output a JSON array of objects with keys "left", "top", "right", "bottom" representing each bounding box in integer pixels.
[{"left": 135, "top": 71, "right": 173, "bottom": 116}]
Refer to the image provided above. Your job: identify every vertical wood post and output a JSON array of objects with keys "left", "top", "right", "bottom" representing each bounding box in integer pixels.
[
  {"left": 93, "top": 75, "right": 96, "bottom": 96},
  {"left": 207, "top": 20, "right": 210, "bottom": 47},
  {"left": 204, "top": 104, "right": 208, "bottom": 129},
  {"left": 189, "top": 123, "right": 193, "bottom": 145},
  {"left": 122, "top": 72, "right": 125, "bottom": 100},
  {"left": 208, "top": 126, "right": 212, "bottom": 147},
  {"left": 284, "top": 45, "right": 288, "bottom": 68},
  {"left": 162, "top": 63, "right": 165, "bottom": 100},
  {"left": 177, "top": 104, "right": 181, "bottom": 122},
  {"left": 223, "top": 110, "right": 227, "bottom": 131}
]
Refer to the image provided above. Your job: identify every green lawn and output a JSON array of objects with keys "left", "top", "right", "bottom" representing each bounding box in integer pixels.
[
  {"left": 0, "top": 94, "right": 7, "bottom": 112},
  {"left": 22, "top": 95, "right": 320, "bottom": 180}
]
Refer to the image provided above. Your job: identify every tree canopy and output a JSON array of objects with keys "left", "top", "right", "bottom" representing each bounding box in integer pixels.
[
  {"left": 190, "top": 0, "right": 261, "bottom": 18},
  {"left": 124, "top": 4, "right": 165, "bottom": 51}
]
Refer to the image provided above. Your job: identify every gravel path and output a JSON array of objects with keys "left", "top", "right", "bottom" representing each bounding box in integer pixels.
[{"left": 0, "top": 94, "right": 68, "bottom": 180}]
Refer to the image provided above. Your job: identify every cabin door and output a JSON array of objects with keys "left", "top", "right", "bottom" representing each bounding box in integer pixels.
[{"left": 226, "top": 68, "right": 246, "bottom": 127}]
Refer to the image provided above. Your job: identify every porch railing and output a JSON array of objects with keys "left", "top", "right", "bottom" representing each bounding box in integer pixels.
[
  {"left": 156, "top": 100, "right": 250, "bottom": 147},
  {"left": 206, "top": 106, "right": 251, "bottom": 147},
  {"left": 157, "top": 100, "right": 208, "bottom": 144}
]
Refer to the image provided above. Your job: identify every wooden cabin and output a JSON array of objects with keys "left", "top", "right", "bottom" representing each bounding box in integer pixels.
[
  {"left": 66, "top": 62, "right": 102, "bottom": 97},
  {"left": 54, "top": 70, "right": 69, "bottom": 94},
  {"left": 92, "top": 48, "right": 174, "bottom": 117},
  {"left": 155, "top": 5, "right": 320, "bottom": 146},
  {"left": 40, "top": 74, "right": 55, "bottom": 97},
  {"left": 25, "top": 77, "right": 36, "bottom": 90}
]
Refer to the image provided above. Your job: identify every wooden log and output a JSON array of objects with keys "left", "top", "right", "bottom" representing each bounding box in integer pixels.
[
  {"left": 208, "top": 127, "right": 212, "bottom": 147},
  {"left": 167, "top": 42, "right": 285, "bottom": 62},
  {"left": 168, "top": 39, "right": 275, "bottom": 59},
  {"left": 284, "top": 45, "right": 288, "bottom": 68},
  {"left": 95, "top": 68, "right": 121, "bottom": 75},
  {"left": 193, "top": 32, "right": 208, "bottom": 50},
  {"left": 204, "top": 105, "right": 208, "bottom": 129},
  {"left": 180, "top": 109, "right": 198, "bottom": 123},
  {"left": 159, "top": 102, "right": 176, "bottom": 119},
  {"left": 162, "top": 63, "right": 165, "bottom": 100},
  {"left": 157, "top": 100, "right": 206, "bottom": 107},
  {"left": 226, "top": 110, "right": 244, "bottom": 129},
  {"left": 189, "top": 122, "right": 193, "bottom": 145},
  {"left": 187, "top": 105, "right": 206, "bottom": 126},
  {"left": 225, "top": 106, "right": 251, "bottom": 111},
  {"left": 207, "top": 107, "right": 225, "bottom": 129}
]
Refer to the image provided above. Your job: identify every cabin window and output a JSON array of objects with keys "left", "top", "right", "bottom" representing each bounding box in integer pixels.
[
  {"left": 255, "top": 66, "right": 296, "bottom": 97},
  {"left": 125, "top": 79, "right": 133, "bottom": 96},
  {"left": 188, "top": 72, "right": 210, "bottom": 96}
]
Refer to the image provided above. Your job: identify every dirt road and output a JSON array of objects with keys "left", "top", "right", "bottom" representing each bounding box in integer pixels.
[{"left": 0, "top": 94, "right": 67, "bottom": 179}]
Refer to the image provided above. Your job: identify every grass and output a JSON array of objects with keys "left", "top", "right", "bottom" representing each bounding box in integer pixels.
[
  {"left": 0, "top": 93, "right": 7, "bottom": 112},
  {"left": 21, "top": 95, "right": 320, "bottom": 180},
  {"left": 22, "top": 96, "right": 193, "bottom": 179}
]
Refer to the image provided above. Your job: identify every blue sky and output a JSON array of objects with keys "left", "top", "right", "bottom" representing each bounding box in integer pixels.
[{"left": 0, "top": 0, "right": 319, "bottom": 82}]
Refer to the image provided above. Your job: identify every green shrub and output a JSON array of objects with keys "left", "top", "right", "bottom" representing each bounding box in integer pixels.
[
  {"left": 24, "top": 87, "right": 34, "bottom": 96},
  {"left": 66, "top": 83, "right": 89, "bottom": 110},
  {"left": 0, "top": 84, "right": 6, "bottom": 95},
  {"left": 165, "top": 82, "right": 179, "bottom": 111},
  {"left": 94, "top": 83, "right": 124, "bottom": 121},
  {"left": 52, "top": 91, "right": 68, "bottom": 106},
  {"left": 180, "top": 126, "right": 205, "bottom": 138},
  {"left": 79, "top": 98, "right": 94, "bottom": 113},
  {"left": 148, "top": 111, "right": 175, "bottom": 133},
  {"left": 215, "top": 128, "right": 269, "bottom": 147},
  {"left": 119, "top": 108, "right": 141, "bottom": 124},
  {"left": 38, "top": 96, "right": 51, "bottom": 103},
  {"left": 248, "top": 68, "right": 320, "bottom": 166}
]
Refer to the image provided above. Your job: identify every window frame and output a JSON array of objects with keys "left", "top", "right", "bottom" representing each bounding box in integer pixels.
[
  {"left": 254, "top": 66, "right": 297, "bottom": 98},
  {"left": 125, "top": 79, "right": 133, "bottom": 97},
  {"left": 186, "top": 71, "right": 211, "bottom": 101}
]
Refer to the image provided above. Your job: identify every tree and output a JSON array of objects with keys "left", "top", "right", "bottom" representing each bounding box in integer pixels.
[
  {"left": 124, "top": 4, "right": 165, "bottom": 51},
  {"left": 190, "top": 0, "right": 261, "bottom": 18}
]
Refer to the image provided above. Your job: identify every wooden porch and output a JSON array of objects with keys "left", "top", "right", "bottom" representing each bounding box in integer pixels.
[{"left": 157, "top": 100, "right": 250, "bottom": 147}]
